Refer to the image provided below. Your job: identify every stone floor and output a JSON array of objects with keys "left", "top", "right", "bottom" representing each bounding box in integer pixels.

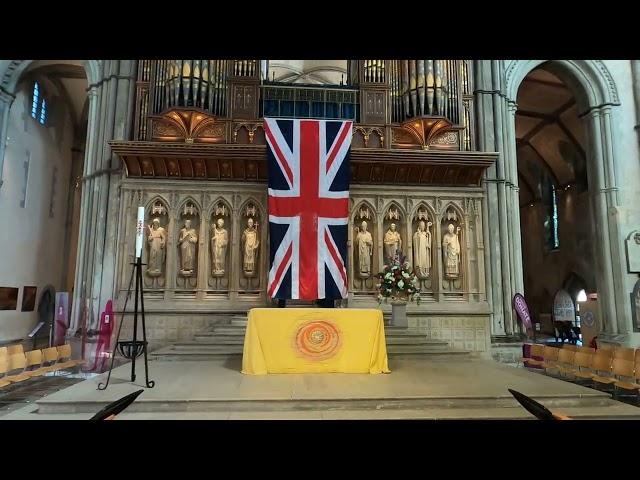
[{"left": 2, "top": 356, "right": 640, "bottom": 420}]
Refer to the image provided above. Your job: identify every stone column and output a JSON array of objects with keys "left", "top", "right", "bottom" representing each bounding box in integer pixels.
[
  {"left": 0, "top": 89, "right": 15, "bottom": 189},
  {"left": 473, "top": 60, "right": 522, "bottom": 339},
  {"left": 70, "top": 60, "right": 137, "bottom": 332}
]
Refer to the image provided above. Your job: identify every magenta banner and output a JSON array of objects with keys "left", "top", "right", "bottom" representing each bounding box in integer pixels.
[{"left": 513, "top": 293, "right": 533, "bottom": 335}]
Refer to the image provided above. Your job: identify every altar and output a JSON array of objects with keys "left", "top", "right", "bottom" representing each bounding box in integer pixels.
[{"left": 241, "top": 308, "right": 390, "bottom": 375}]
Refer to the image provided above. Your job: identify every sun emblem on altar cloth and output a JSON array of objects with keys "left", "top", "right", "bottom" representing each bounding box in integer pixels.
[{"left": 294, "top": 320, "right": 341, "bottom": 360}]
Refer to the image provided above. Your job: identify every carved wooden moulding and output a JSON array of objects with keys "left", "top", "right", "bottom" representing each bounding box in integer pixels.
[
  {"left": 148, "top": 108, "right": 227, "bottom": 144},
  {"left": 391, "top": 117, "right": 463, "bottom": 151},
  {"left": 110, "top": 142, "right": 496, "bottom": 187}
]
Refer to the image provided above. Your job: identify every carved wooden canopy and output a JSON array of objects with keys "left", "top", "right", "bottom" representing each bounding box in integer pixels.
[{"left": 110, "top": 141, "right": 497, "bottom": 187}]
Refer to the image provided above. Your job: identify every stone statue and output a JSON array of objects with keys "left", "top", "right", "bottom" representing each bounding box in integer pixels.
[
  {"left": 383, "top": 223, "right": 402, "bottom": 264},
  {"left": 442, "top": 223, "right": 461, "bottom": 279},
  {"left": 178, "top": 219, "right": 198, "bottom": 276},
  {"left": 413, "top": 220, "right": 432, "bottom": 279},
  {"left": 355, "top": 221, "right": 373, "bottom": 278},
  {"left": 147, "top": 218, "right": 166, "bottom": 277},
  {"left": 211, "top": 218, "right": 228, "bottom": 277},
  {"left": 242, "top": 218, "right": 259, "bottom": 277}
]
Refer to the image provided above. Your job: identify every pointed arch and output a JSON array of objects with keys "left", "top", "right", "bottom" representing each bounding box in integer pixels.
[
  {"left": 410, "top": 201, "right": 437, "bottom": 224},
  {"left": 441, "top": 202, "right": 465, "bottom": 226},
  {"left": 208, "top": 196, "right": 233, "bottom": 218},
  {"left": 351, "top": 199, "right": 376, "bottom": 223},
  {"left": 382, "top": 200, "right": 406, "bottom": 222},
  {"left": 505, "top": 60, "right": 620, "bottom": 113},
  {"left": 176, "top": 196, "right": 202, "bottom": 218},
  {"left": 239, "top": 197, "right": 265, "bottom": 221}
]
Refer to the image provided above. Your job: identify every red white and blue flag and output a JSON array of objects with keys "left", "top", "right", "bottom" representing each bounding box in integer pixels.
[{"left": 265, "top": 118, "right": 352, "bottom": 300}]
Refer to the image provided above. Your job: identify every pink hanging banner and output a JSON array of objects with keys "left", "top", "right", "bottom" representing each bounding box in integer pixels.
[{"left": 513, "top": 293, "right": 533, "bottom": 336}]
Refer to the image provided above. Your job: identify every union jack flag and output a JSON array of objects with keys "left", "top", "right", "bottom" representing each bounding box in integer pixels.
[{"left": 265, "top": 118, "right": 352, "bottom": 300}]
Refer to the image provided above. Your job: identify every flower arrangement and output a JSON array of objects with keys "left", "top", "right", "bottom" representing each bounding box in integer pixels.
[{"left": 376, "top": 252, "right": 421, "bottom": 304}]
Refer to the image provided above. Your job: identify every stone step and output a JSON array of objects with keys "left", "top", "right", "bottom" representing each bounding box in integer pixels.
[{"left": 193, "top": 337, "right": 246, "bottom": 345}]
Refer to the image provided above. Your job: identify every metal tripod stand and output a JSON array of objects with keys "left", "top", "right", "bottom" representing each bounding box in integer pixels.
[{"left": 98, "top": 257, "right": 155, "bottom": 390}]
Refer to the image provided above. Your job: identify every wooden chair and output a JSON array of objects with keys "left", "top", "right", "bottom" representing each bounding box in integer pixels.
[
  {"left": 550, "top": 348, "right": 576, "bottom": 376},
  {"left": 41, "top": 346, "right": 64, "bottom": 374},
  {"left": 562, "top": 351, "right": 594, "bottom": 380},
  {"left": 540, "top": 346, "right": 560, "bottom": 371},
  {"left": 598, "top": 343, "right": 615, "bottom": 352},
  {"left": 522, "top": 344, "right": 545, "bottom": 367},
  {"left": 563, "top": 344, "right": 578, "bottom": 352},
  {"left": 23, "top": 349, "right": 49, "bottom": 378},
  {"left": 611, "top": 357, "right": 640, "bottom": 398},
  {"left": 613, "top": 346, "right": 636, "bottom": 362},
  {"left": 4, "top": 353, "right": 31, "bottom": 383},
  {"left": 0, "top": 346, "right": 7, "bottom": 358},
  {"left": 56, "top": 344, "right": 85, "bottom": 369},
  {"left": 0, "top": 357, "right": 13, "bottom": 388},
  {"left": 7, "top": 344, "right": 24, "bottom": 355},
  {"left": 577, "top": 346, "right": 596, "bottom": 355},
  {"left": 590, "top": 351, "right": 617, "bottom": 387}
]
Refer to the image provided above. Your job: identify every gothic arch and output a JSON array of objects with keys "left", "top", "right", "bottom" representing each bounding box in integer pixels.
[
  {"left": 382, "top": 200, "right": 406, "bottom": 221},
  {"left": 351, "top": 199, "right": 377, "bottom": 222},
  {"left": 1, "top": 60, "right": 102, "bottom": 94},
  {"left": 208, "top": 196, "right": 233, "bottom": 218},
  {"left": 505, "top": 60, "right": 620, "bottom": 112},
  {"left": 238, "top": 197, "right": 264, "bottom": 221},
  {"left": 441, "top": 202, "right": 466, "bottom": 226},
  {"left": 176, "top": 196, "right": 202, "bottom": 217},
  {"left": 145, "top": 196, "right": 171, "bottom": 219},
  {"left": 505, "top": 60, "right": 628, "bottom": 335},
  {"left": 410, "top": 201, "right": 436, "bottom": 223}
]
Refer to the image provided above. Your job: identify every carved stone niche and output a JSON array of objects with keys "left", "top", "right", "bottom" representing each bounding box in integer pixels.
[
  {"left": 382, "top": 204, "right": 404, "bottom": 266},
  {"left": 411, "top": 207, "right": 434, "bottom": 288},
  {"left": 209, "top": 201, "right": 231, "bottom": 291},
  {"left": 145, "top": 200, "right": 169, "bottom": 289},
  {"left": 352, "top": 204, "right": 376, "bottom": 292},
  {"left": 239, "top": 202, "right": 261, "bottom": 292},
  {"left": 176, "top": 201, "right": 200, "bottom": 289},
  {"left": 441, "top": 207, "right": 463, "bottom": 291}
]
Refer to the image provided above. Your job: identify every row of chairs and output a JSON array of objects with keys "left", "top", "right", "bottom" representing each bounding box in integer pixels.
[
  {"left": 0, "top": 344, "right": 85, "bottom": 389},
  {"left": 522, "top": 343, "right": 640, "bottom": 399}
]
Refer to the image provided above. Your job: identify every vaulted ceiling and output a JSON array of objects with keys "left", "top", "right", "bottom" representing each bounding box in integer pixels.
[{"left": 516, "top": 66, "right": 588, "bottom": 206}]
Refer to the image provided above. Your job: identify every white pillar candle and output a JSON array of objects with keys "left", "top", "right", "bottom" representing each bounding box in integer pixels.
[{"left": 135, "top": 207, "right": 145, "bottom": 259}]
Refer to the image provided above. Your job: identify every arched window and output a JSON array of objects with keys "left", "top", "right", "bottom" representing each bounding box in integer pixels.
[
  {"left": 542, "top": 180, "right": 560, "bottom": 251},
  {"left": 31, "top": 82, "right": 47, "bottom": 125}
]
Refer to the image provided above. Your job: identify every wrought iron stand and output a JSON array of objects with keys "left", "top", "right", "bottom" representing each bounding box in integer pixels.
[{"left": 98, "top": 257, "right": 155, "bottom": 390}]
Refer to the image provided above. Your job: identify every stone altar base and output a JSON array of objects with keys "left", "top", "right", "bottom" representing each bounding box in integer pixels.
[{"left": 3, "top": 357, "right": 640, "bottom": 419}]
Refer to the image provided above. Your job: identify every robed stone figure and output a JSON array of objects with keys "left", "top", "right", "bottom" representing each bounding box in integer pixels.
[
  {"left": 413, "top": 220, "right": 431, "bottom": 279},
  {"left": 147, "top": 218, "right": 167, "bottom": 277},
  {"left": 355, "top": 221, "right": 373, "bottom": 278},
  {"left": 211, "top": 219, "right": 228, "bottom": 276},
  {"left": 178, "top": 219, "right": 198, "bottom": 276},
  {"left": 242, "top": 218, "right": 259, "bottom": 277},
  {"left": 442, "top": 223, "right": 461, "bottom": 279},
  {"left": 383, "top": 223, "right": 402, "bottom": 264}
]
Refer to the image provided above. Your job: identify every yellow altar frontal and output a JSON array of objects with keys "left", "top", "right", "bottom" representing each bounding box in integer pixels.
[{"left": 241, "top": 308, "right": 390, "bottom": 375}]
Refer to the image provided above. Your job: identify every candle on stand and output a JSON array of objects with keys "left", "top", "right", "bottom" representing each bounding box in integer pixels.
[{"left": 135, "top": 207, "right": 145, "bottom": 259}]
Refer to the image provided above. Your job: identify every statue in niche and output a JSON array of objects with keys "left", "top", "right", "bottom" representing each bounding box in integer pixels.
[
  {"left": 442, "top": 223, "right": 462, "bottom": 279},
  {"left": 383, "top": 223, "right": 402, "bottom": 264},
  {"left": 242, "top": 218, "right": 260, "bottom": 277},
  {"left": 147, "top": 218, "right": 167, "bottom": 277},
  {"left": 355, "top": 220, "right": 373, "bottom": 278},
  {"left": 178, "top": 219, "right": 198, "bottom": 276},
  {"left": 413, "top": 220, "right": 432, "bottom": 279},
  {"left": 211, "top": 218, "right": 229, "bottom": 277}
]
